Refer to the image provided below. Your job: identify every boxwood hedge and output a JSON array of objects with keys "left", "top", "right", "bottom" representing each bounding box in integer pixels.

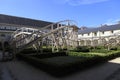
[{"left": 16, "top": 48, "right": 120, "bottom": 77}]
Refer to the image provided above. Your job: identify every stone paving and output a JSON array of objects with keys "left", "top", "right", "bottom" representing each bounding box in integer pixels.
[
  {"left": 105, "top": 68, "right": 120, "bottom": 80},
  {"left": 105, "top": 58, "right": 120, "bottom": 80},
  {"left": 0, "top": 51, "right": 2, "bottom": 80},
  {"left": 0, "top": 62, "right": 14, "bottom": 80},
  {"left": 0, "top": 51, "right": 14, "bottom": 80}
]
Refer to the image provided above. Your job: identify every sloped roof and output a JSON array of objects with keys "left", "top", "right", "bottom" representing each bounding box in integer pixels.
[
  {"left": 0, "top": 14, "right": 52, "bottom": 27},
  {"left": 78, "top": 24, "right": 120, "bottom": 34}
]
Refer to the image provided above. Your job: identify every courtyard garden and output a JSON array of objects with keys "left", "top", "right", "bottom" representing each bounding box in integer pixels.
[{"left": 16, "top": 46, "right": 120, "bottom": 77}]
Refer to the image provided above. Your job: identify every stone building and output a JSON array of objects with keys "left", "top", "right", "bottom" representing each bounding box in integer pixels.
[
  {"left": 0, "top": 14, "right": 52, "bottom": 45},
  {"left": 78, "top": 23, "right": 120, "bottom": 47}
]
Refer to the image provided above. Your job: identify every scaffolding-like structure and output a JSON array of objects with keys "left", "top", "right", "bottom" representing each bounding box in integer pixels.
[{"left": 10, "top": 20, "right": 78, "bottom": 54}]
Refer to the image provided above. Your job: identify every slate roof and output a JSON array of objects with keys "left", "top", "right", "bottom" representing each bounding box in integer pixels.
[
  {"left": 78, "top": 24, "right": 120, "bottom": 34},
  {"left": 0, "top": 14, "right": 52, "bottom": 27}
]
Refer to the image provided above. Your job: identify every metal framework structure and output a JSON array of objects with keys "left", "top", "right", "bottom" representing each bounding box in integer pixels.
[{"left": 10, "top": 20, "right": 78, "bottom": 54}]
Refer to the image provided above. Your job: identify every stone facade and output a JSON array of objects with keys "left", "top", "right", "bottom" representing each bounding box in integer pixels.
[
  {"left": 0, "top": 14, "right": 52, "bottom": 44},
  {"left": 78, "top": 23, "right": 120, "bottom": 47}
]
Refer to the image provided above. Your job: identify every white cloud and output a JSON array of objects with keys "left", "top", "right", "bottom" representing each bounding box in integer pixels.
[
  {"left": 67, "top": 0, "right": 109, "bottom": 6},
  {"left": 52, "top": 0, "right": 109, "bottom": 6},
  {"left": 104, "top": 19, "right": 120, "bottom": 25}
]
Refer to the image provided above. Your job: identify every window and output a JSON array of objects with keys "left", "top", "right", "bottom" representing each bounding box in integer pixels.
[
  {"left": 0, "top": 26, "right": 7, "bottom": 30},
  {"left": 28, "top": 29, "right": 33, "bottom": 32},
  {"left": 102, "top": 31, "right": 104, "bottom": 34},
  {"left": 23, "top": 29, "right": 27, "bottom": 32},
  {"left": 1, "top": 34, "right": 5, "bottom": 37},
  {"left": 111, "top": 30, "right": 113, "bottom": 33},
  {"left": 94, "top": 32, "right": 97, "bottom": 36},
  {"left": 5, "top": 26, "right": 10, "bottom": 30},
  {"left": 11, "top": 27, "right": 16, "bottom": 30},
  {"left": 88, "top": 33, "right": 90, "bottom": 36}
]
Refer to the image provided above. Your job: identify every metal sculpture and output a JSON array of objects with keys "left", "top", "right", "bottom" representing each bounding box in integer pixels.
[{"left": 10, "top": 20, "right": 78, "bottom": 54}]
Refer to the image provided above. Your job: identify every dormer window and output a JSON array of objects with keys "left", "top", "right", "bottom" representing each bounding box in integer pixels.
[
  {"left": 111, "top": 30, "right": 113, "bottom": 33},
  {"left": 88, "top": 33, "right": 90, "bottom": 36},
  {"left": 102, "top": 31, "right": 104, "bottom": 34},
  {"left": 94, "top": 32, "right": 97, "bottom": 36}
]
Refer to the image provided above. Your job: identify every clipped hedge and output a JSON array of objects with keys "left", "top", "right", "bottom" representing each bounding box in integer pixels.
[
  {"left": 91, "top": 49, "right": 110, "bottom": 53},
  {"left": 17, "top": 53, "right": 102, "bottom": 77},
  {"left": 102, "top": 51, "right": 120, "bottom": 60},
  {"left": 17, "top": 49, "right": 120, "bottom": 77},
  {"left": 69, "top": 50, "right": 120, "bottom": 62},
  {"left": 110, "top": 47, "right": 117, "bottom": 50},
  {"left": 17, "top": 52, "right": 104, "bottom": 77},
  {"left": 20, "top": 48, "right": 37, "bottom": 54},
  {"left": 75, "top": 46, "right": 90, "bottom": 52},
  {"left": 42, "top": 48, "right": 52, "bottom": 52},
  {"left": 32, "top": 52, "right": 67, "bottom": 59}
]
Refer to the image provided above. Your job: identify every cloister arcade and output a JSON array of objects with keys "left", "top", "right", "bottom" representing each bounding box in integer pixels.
[{"left": 78, "top": 32, "right": 120, "bottom": 49}]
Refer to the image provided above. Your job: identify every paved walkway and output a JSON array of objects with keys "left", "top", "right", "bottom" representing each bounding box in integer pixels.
[
  {"left": 0, "top": 62, "right": 14, "bottom": 80},
  {"left": 0, "top": 57, "right": 119, "bottom": 80}
]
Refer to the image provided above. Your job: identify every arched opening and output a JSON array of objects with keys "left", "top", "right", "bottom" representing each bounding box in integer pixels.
[
  {"left": 116, "top": 36, "right": 120, "bottom": 46},
  {"left": 86, "top": 40, "right": 91, "bottom": 46},
  {"left": 4, "top": 41, "right": 10, "bottom": 51},
  {"left": 80, "top": 40, "right": 85, "bottom": 46},
  {"left": 93, "top": 39, "right": 98, "bottom": 46},
  {"left": 101, "top": 38, "right": 107, "bottom": 46},
  {"left": 109, "top": 38, "right": 116, "bottom": 46}
]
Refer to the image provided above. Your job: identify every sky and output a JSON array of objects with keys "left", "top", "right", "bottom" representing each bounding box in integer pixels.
[{"left": 0, "top": 0, "right": 120, "bottom": 28}]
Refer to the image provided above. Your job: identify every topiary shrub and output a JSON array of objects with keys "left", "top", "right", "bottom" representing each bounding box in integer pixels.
[
  {"left": 110, "top": 47, "right": 117, "bottom": 50},
  {"left": 75, "top": 46, "right": 90, "bottom": 52},
  {"left": 91, "top": 49, "right": 110, "bottom": 53},
  {"left": 32, "top": 51, "right": 67, "bottom": 59},
  {"left": 42, "top": 48, "right": 52, "bottom": 52},
  {"left": 20, "top": 48, "right": 37, "bottom": 54}
]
